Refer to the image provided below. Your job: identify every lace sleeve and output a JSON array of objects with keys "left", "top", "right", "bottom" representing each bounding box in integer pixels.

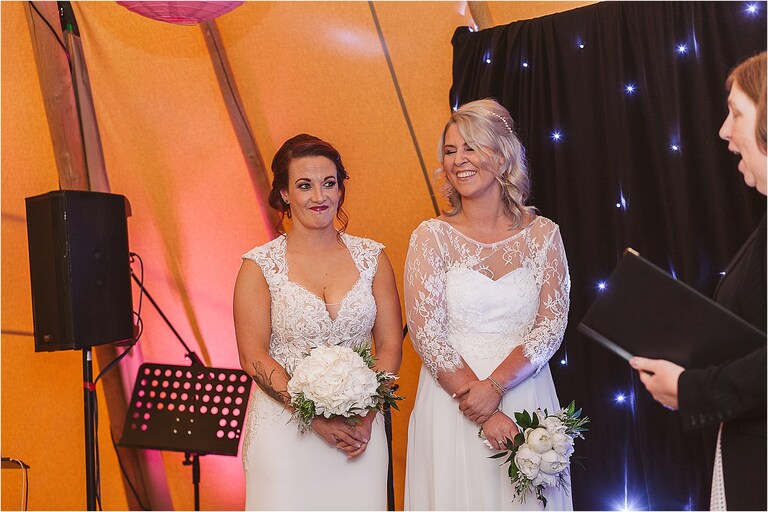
[
  {"left": 521, "top": 224, "right": 571, "bottom": 373},
  {"left": 404, "top": 222, "right": 463, "bottom": 378}
]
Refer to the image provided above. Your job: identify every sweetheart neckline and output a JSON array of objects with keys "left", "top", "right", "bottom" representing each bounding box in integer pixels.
[
  {"left": 448, "top": 265, "right": 529, "bottom": 283},
  {"left": 432, "top": 217, "right": 534, "bottom": 247}
]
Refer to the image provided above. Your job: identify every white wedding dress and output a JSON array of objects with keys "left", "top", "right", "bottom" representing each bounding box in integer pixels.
[
  {"left": 404, "top": 216, "right": 573, "bottom": 511},
  {"left": 241, "top": 233, "right": 388, "bottom": 511}
]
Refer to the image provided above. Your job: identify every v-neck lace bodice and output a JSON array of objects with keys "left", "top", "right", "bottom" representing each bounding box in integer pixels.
[
  {"left": 282, "top": 270, "right": 363, "bottom": 321},
  {"left": 243, "top": 233, "right": 383, "bottom": 370}
]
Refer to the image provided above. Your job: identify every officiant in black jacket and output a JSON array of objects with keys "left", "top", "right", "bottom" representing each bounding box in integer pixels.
[{"left": 630, "top": 51, "right": 767, "bottom": 511}]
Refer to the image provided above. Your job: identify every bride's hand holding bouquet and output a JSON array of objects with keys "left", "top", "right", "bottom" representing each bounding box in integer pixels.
[
  {"left": 482, "top": 401, "right": 589, "bottom": 508},
  {"left": 310, "top": 414, "right": 372, "bottom": 458},
  {"left": 286, "top": 344, "right": 403, "bottom": 458},
  {"left": 478, "top": 409, "right": 520, "bottom": 451}
]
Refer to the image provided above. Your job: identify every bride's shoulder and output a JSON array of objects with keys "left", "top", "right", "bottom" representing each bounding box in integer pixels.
[
  {"left": 409, "top": 217, "right": 450, "bottom": 240},
  {"left": 526, "top": 214, "right": 560, "bottom": 235},
  {"left": 341, "top": 232, "right": 385, "bottom": 253},
  {"left": 242, "top": 234, "right": 285, "bottom": 261},
  {"left": 421, "top": 216, "right": 455, "bottom": 232}
]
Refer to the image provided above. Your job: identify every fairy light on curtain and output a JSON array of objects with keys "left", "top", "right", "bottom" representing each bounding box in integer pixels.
[
  {"left": 670, "top": 126, "right": 682, "bottom": 152},
  {"left": 616, "top": 193, "right": 628, "bottom": 210}
]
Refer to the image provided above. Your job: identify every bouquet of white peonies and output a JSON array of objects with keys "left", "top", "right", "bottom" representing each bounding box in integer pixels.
[
  {"left": 487, "top": 401, "right": 589, "bottom": 508},
  {"left": 286, "top": 344, "right": 402, "bottom": 433}
]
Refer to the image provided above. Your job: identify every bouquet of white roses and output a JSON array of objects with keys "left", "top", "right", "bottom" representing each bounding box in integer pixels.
[
  {"left": 286, "top": 344, "right": 402, "bottom": 433},
  {"left": 487, "top": 400, "right": 589, "bottom": 508}
]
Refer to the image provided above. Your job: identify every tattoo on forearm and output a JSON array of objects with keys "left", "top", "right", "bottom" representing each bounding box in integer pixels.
[{"left": 251, "top": 362, "right": 290, "bottom": 405}]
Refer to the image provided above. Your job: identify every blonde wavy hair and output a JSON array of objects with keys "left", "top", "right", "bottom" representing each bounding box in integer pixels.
[{"left": 436, "top": 98, "right": 536, "bottom": 229}]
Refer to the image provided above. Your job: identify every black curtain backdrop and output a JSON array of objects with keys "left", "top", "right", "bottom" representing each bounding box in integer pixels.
[{"left": 450, "top": 2, "right": 766, "bottom": 510}]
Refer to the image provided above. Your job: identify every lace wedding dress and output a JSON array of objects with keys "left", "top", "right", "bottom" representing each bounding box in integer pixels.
[
  {"left": 404, "top": 216, "right": 573, "bottom": 510},
  {"left": 241, "top": 233, "right": 388, "bottom": 511}
]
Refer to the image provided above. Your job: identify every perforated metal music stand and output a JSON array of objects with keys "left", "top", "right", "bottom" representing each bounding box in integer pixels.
[{"left": 119, "top": 363, "right": 252, "bottom": 510}]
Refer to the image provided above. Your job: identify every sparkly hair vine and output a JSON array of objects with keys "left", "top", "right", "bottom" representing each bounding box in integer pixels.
[{"left": 478, "top": 107, "right": 513, "bottom": 134}]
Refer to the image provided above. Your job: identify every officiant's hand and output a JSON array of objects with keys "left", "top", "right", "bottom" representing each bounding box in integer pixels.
[
  {"left": 313, "top": 415, "right": 369, "bottom": 456},
  {"left": 454, "top": 379, "right": 502, "bottom": 424},
  {"left": 480, "top": 410, "right": 519, "bottom": 450},
  {"left": 630, "top": 357, "right": 684, "bottom": 410}
]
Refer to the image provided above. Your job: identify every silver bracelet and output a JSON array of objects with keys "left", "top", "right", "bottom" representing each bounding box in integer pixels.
[{"left": 487, "top": 376, "right": 507, "bottom": 396}]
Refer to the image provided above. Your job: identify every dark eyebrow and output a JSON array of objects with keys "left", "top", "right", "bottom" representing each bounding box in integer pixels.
[{"left": 294, "top": 175, "right": 337, "bottom": 184}]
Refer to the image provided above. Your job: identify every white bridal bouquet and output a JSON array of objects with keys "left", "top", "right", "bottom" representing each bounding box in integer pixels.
[
  {"left": 286, "top": 344, "right": 402, "bottom": 433},
  {"left": 487, "top": 401, "right": 589, "bottom": 508}
]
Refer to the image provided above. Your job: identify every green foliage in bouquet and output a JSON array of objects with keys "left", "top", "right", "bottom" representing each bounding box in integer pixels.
[
  {"left": 353, "top": 345, "right": 403, "bottom": 413},
  {"left": 490, "top": 400, "right": 589, "bottom": 508},
  {"left": 291, "top": 392, "right": 318, "bottom": 433}
]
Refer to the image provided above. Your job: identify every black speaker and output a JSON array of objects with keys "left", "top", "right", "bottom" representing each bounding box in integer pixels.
[{"left": 25, "top": 190, "right": 134, "bottom": 352}]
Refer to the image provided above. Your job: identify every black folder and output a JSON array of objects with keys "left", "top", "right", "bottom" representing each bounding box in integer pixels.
[{"left": 578, "top": 248, "right": 766, "bottom": 368}]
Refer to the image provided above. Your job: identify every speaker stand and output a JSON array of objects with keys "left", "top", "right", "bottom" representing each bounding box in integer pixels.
[
  {"left": 83, "top": 348, "right": 98, "bottom": 510},
  {"left": 182, "top": 452, "right": 202, "bottom": 511}
]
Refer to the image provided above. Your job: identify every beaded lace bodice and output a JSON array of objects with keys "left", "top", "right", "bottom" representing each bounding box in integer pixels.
[
  {"left": 242, "top": 233, "right": 383, "bottom": 370},
  {"left": 404, "top": 216, "right": 570, "bottom": 378}
]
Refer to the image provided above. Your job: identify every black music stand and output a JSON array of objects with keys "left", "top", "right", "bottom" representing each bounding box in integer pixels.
[{"left": 119, "top": 363, "right": 252, "bottom": 510}]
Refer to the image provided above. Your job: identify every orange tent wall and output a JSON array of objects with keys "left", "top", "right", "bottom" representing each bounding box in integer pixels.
[{"left": 1, "top": 2, "right": 595, "bottom": 509}]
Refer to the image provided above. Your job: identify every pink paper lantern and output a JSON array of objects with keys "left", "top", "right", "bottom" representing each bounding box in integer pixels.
[{"left": 116, "top": 1, "right": 244, "bottom": 25}]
